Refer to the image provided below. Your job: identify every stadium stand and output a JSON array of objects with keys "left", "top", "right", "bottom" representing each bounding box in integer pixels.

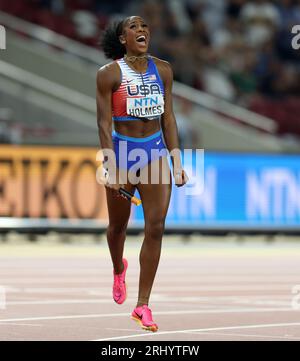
[{"left": 0, "top": 0, "right": 299, "bottom": 139}]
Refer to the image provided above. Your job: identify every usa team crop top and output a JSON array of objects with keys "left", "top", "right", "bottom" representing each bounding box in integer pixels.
[{"left": 112, "top": 57, "right": 165, "bottom": 121}]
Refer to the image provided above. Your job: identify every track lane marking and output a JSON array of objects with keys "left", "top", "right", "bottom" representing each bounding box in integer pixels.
[
  {"left": 0, "top": 306, "right": 295, "bottom": 323},
  {"left": 180, "top": 331, "right": 300, "bottom": 340},
  {"left": 93, "top": 322, "right": 300, "bottom": 341}
]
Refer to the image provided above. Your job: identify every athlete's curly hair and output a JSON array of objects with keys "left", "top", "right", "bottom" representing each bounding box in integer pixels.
[{"left": 101, "top": 19, "right": 128, "bottom": 60}]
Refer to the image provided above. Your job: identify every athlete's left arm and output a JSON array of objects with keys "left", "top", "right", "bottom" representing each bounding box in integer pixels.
[{"left": 158, "top": 60, "right": 188, "bottom": 187}]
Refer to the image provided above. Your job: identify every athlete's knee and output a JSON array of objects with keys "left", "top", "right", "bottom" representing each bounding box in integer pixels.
[
  {"left": 107, "top": 222, "right": 127, "bottom": 238},
  {"left": 145, "top": 218, "right": 165, "bottom": 241}
]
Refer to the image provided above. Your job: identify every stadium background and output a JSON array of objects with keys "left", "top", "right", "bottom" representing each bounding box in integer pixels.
[
  {"left": 1, "top": 0, "right": 300, "bottom": 232},
  {"left": 1, "top": 0, "right": 300, "bottom": 342}
]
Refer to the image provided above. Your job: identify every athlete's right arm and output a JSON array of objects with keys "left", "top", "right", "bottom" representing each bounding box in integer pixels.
[{"left": 96, "top": 64, "right": 123, "bottom": 191}]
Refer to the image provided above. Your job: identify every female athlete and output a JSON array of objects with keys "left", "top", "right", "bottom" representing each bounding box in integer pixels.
[{"left": 97, "top": 16, "right": 188, "bottom": 332}]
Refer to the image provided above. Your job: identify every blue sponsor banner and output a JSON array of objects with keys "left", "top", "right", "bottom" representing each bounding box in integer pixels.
[{"left": 131, "top": 152, "right": 300, "bottom": 230}]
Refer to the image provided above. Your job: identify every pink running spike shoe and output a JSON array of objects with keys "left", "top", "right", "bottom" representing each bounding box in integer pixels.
[
  {"left": 131, "top": 305, "right": 158, "bottom": 332},
  {"left": 113, "top": 258, "right": 128, "bottom": 304}
]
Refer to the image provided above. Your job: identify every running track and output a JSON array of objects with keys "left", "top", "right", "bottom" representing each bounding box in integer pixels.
[{"left": 0, "top": 236, "right": 300, "bottom": 341}]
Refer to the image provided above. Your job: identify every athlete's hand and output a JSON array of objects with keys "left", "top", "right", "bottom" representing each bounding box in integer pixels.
[
  {"left": 106, "top": 169, "right": 124, "bottom": 190},
  {"left": 106, "top": 181, "right": 123, "bottom": 192},
  {"left": 173, "top": 168, "right": 189, "bottom": 187},
  {"left": 104, "top": 168, "right": 128, "bottom": 199}
]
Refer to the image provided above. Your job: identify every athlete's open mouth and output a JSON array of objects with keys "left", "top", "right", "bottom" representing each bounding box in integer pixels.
[{"left": 136, "top": 35, "right": 146, "bottom": 45}]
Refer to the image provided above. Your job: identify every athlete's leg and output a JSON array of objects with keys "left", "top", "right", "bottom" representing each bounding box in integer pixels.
[
  {"left": 135, "top": 156, "right": 172, "bottom": 306},
  {"left": 106, "top": 182, "right": 136, "bottom": 274}
]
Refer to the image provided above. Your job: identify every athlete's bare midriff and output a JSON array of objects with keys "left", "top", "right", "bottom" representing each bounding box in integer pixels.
[{"left": 114, "top": 118, "right": 161, "bottom": 138}]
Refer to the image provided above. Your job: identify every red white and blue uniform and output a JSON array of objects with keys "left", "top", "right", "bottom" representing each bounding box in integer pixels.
[
  {"left": 112, "top": 56, "right": 165, "bottom": 121},
  {"left": 112, "top": 57, "right": 167, "bottom": 171}
]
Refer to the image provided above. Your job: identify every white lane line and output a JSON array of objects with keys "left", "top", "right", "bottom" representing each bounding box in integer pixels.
[
  {"left": 4, "top": 285, "right": 294, "bottom": 292},
  {"left": 4, "top": 298, "right": 144, "bottom": 306},
  {"left": 6, "top": 299, "right": 123, "bottom": 305},
  {"left": 2, "top": 271, "right": 300, "bottom": 277},
  {"left": 93, "top": 322, "right": 300, "bottom": 341},
  {"left": 3, "top": 275, "right": 298, "bottom": 282},
  {"left": 4, "top": 296, "right": 292, "bottom": 306},
  {"left": 0, "top": 306, "right": 295, "bottom": 323},
  {"left": 5, "top": 287, "right": 109, "bottom": 294},
  {"left": 0, "top": 323, "right": 43, "bottom": 327},
  {"left": 183, "top": 331, "right": 300, "bottom": 340},
  {"left": 5, "top": 293, "right": 292, "bottom": 300}
]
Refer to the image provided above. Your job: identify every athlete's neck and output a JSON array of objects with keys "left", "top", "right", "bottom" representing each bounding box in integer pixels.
[
  {"left": 124, "top": 53, "right": 149, "bottom": 63},
  {"left": 124, "top": 53, "right": 149, "bottom": 73}
]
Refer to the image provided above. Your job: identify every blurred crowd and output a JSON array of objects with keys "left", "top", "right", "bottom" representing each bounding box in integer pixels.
[
  {"left": 138, "top": 0, "right": 300, "bottom": 103},
  {"left": 1, "top": 0, "right": 300, "bottom": 136}
]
